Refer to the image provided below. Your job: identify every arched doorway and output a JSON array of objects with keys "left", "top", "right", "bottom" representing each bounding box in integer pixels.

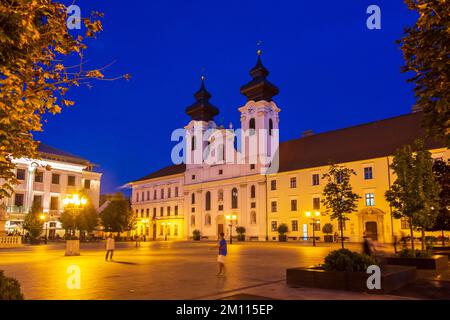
[{"left": 357, "top": 208, "right": 386, "bottom": 242}]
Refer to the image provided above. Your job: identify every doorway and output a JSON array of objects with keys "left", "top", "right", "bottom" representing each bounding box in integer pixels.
[
  {"left": 217, "top": 224, "right": 224, "bottom": 238},
  {"left": 365, "top": 221, "right": 378, "bottom": 241}
]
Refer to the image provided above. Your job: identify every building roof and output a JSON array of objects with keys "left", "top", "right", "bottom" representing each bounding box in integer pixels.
[
  {"left": 278, "top": 112, "right": 441, "bottom": 173},
  {"left": 130, "top": 112, "right": 443, "bottom": 183},
  {"left": 37, "top": 143, "right": 91, "bottom": 165},
  {"left": 132, "top": 164, "right": 186, "bottom": 183},
  {"left": 185, "top": 77, "right": 219, "bottom": 122}
]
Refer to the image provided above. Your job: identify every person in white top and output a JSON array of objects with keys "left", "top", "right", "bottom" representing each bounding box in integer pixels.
[{"left": 105, "top": 233, "right": 115, "bottom": 261}]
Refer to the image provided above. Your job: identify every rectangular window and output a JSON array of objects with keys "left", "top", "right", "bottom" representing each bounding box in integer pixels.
[
  {"left": 147, "top": 191, "right": 150, "bottom": 201},
  {"left": 141, "top": 209, "right": 144, "bottom": 218},
  {"left": 401, "top": 217, "right": 409, "bottom": 230},
  {"left": 34, "top": 171, "right": 43, "bottom": 183},
  {"left": 312, "top": 174, "right": 320, "bottom": 186},
  {"left": 291, "top": 199, "right": 297, "bottom": 211},
  {"left": 271, "top": 180, "right": 277, "bottom": 191},
  {"left": 161, "top": 189, "right": 164, "bottom": 199},
  {"left": 168, "top": 188, "right": 171, "bottom": 198},
  {"left": 84, "top": 179, "right": 91, "bottom": 189},
  {"left": 291, "top": 220, "right": 298, "bottom": 232},
  {"left": 250, "top": 164, "right": 255, "bottom": 170},
  {"left": 365, "top": 193, "right": 375, "bottom": 206},
  {"left": 167, "top": 206, "right": 171, "bottom": 216},
  {"left": 135, "top": 192, "right": 139, "bottom": 202},
  {"left": 50, "top": 196, "right": 59, "bottom": 211},
  {"left": 314, "top": 221, "right": 321, "bottom": 231},
  {"left": 313, "top": 197, "right": 320, "bottom": 210},
  {"left": 271, "top": 221, "right": 278, "bottom": 232},
  {"left": 52, "top": 173, "right": 60, "bottom": 185},
  {"left": 175, "top": 206, "right": 178, "bottom": 215},
  {"left": 142, "top": 192, "right": 145, "bottom": 202},
  {"left": 67, "top": 175, "right": 76, "bottom": 186},
  {"left": 154, "top": 190, "right": 157, "bottom": 199},
  {"left": 251, "top": 202, "right": 256, "bottom": 208},
  {"left": 146, "top": 208, "right": 150, "bottom": 218},
  {"left": 192, "top": 175, "right": 196, "bottom": 180},
  {"left": 191, "top": 207, "right": 195, "bottom": 213},
  {"left": 175, "top": 187, "right": 179, "bottom": 197},
  {"left": 271, "top": 201, "right": 277, "bottom": 213},
  {"left": 218, "top": 204, "right": 223, "bottom": 211},
  {"left": 364, "top": 167, "right": 373, "bottom": 180},
  {"left": 290, "top": 177, "right": 297, "bottom": 188},
  {"left": 153, "top": 208, "right": 157, "bottom": 218},
  {"left": 33, "top": 195, "right": 43, "bottom": 208},
  {"left": 160, "top": 207, "right": 164, "bottom": 217},
  {"left": 219, "top": 169, "right": 223, "bottom": 175},
  {"left": 16, "top": 169, "right": 25, "bottom": 180},
  {"left": 218, "top": 190, "right": 224, "bottom": 202},
  {"left": 14, "top": 193, "right": 24, "bottom": 207}
]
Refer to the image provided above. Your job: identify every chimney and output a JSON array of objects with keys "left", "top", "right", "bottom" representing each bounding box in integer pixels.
[{"left": 302, "top": 129, "right": 314, "bottom": 138}]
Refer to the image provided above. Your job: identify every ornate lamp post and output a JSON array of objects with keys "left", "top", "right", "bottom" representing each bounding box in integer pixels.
[
  {"left": 305, "top": 211, "right": 321, "bottom": 247},
  {"left": 62, "top": 194, "right": 87, "bottom": 238},
  {"left": 225, "top": 214, "right": 237, "bottom": 244}
]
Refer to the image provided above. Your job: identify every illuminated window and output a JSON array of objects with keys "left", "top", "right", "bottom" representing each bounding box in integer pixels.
[
  {"left": 290, "top": 177, "right": 297, "bottom": 188},
  {"left": 365, "top": 193, "right": 375, "bottom": 206},
  {"left": 250, "top": 185, "right": 256, "bottom": 198},
  {"left": 401, "top": 217, "right": 409, "bottom": 230},
  {"left": 231, "top": 188, "right": 238, "bottom": 209},
  {"left": 271, "top": 180, "right": 277, "bottom": 191},
  {"left": 218, "top": 190, "right": 224, "bottom": 201},
  {"left": 271, "top": 221, "right": 278, "bottom": 232},
  {"left": 291, "top": 220, "right": 298, "bottom": 231},
  {"left": 271, "top": 201, "right": 277, "bottom": 213},
  {"left": 313, "top": 197, "right": 320, "bottom": 210},
  {"left": 191, "top": 215, "right": 195, "bottom": 226},
  {"left": 50, "top": 196, "right": 58, "bottom": 211}
]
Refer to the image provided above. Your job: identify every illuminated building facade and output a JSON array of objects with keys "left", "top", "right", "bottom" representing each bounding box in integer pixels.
[
  {"left": 0, "top": 144, "right": 101, "bottom": 236},
  {"left": 129, "top": 53, "right": 448, "bottom": 243}
]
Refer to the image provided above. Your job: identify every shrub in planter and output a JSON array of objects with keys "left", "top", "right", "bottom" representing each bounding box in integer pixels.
[
  {"left": 278, "top": 224, "right": 288, "bottom": 242},
  {"left": 322, "top": 249, "right": 378, "bottom": 272},
  {"left": 236, "top": 226, "right": 246, "bottom": 241},
  {"left": 0, "top": 271, "right": 24, "bottom": 300},
  {"left": 398, "top": 248, "right": 433, "bottom": 258},
  {"left": 322, "top": 223, "right": 333, "bottom": 243},
  {"left": 192, "top": 229, "right": 201, "bottom": 241}
]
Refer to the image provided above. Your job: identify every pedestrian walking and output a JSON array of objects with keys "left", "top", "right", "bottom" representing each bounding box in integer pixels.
[
  {"left": 333, "top": 232, "right": 339, "bottom": 243},
  {"left": 216, "top": 232, "right": 227, "bottom": 276},
  {"left": 105, "top": 233, "right": 115, "bottom": 261}
]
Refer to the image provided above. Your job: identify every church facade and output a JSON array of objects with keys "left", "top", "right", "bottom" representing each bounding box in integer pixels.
[{"left": 129, "top": 53, "right": 448, "bottom": 243}]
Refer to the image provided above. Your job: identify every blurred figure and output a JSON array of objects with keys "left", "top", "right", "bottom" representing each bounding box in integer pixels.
[
  {"left": 363, "top": 232, "right": 374, "bottom": 256},
  {"left": 333, "top": 232, "right": 339, "bottom": 243},
  {"left": 393, "top": 234, "right": 398, "bottom": 254},
  {"left": 105, "top": 233, "right": 115, "bottom": 261}
]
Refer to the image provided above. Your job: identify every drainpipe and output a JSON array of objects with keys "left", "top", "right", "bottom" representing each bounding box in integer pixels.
[
  {"left": 387, "top": 156, "right": 395, "bottom": 242},
  {"left": 265, "top": 174, "right": 268, "bottom": 241}
]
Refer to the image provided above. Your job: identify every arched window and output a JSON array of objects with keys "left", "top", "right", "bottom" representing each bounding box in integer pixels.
[
  {"left": 250, "top": 211, "right": 257, "bottom": 224},
  {"left": 191, "top": 193, "right": 195, "bottom": 205},
  {"left": 205, "top": 191, "right": 211, "bottom": 211},
  {"left": 191, "top": 136, "right": 196, "bottom": 151},
  {"left": 231, "top": 188, "right": 238, "bottom": 209},
  {"left": 191, "top": 215, "right": 195, "bottom": 226},
  {"left": 250, "top": 185, "right": 256, "bottom": 198},
  {"left": 249, "top": 118, "right": 256, "bottom": 135},
  {"left": 205, "top": 214, "right": 211, "bottom": 226},
  {"left": 269, "top": 118, "right": 273, "bottom": 136}
]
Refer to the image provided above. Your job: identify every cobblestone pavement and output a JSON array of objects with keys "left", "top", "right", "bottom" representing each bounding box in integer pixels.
[{"left": 0, "top": 241, "right": 446, "bottom": 300}]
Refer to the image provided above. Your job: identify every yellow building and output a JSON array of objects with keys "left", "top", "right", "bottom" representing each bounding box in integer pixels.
[{"left": 129, "top": 53, "right": 448, "bottom": 243}]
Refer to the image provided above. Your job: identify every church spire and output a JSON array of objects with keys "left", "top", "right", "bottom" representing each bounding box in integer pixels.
[
  {"left": 240, "top": 50, "right": 279, "bottom": 102},
  {"left": 185, "top": 76, "right": 219, "bottom": 122}
]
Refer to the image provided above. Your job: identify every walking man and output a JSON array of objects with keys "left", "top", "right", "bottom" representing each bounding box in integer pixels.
[
  {"left": 105, "top": 233, "right": 115, "bottom": 261},
  {"left": 216, "top": 232, "right": 227, "bottom": 276}
]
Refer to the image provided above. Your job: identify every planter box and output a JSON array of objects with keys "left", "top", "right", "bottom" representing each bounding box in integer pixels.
[
  {"left": 323, "top": 235, "right": 333, "bottom": 243},
  {"left": 237, "top": 235, "right": 245, "bottom": 242},
  {"left": 386, "top": 255, "right": 448, "bottom": 270},
  {"left": 287, "top": 265, "right": 416, "bottom": 294},
  {"left": 279, "top": 235, "right": 287, "bottom": 242},
  {"left": 65, "top": 240, "right": 80, "bottom": 256}
]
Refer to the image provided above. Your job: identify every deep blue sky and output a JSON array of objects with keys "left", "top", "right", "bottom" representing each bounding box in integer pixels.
[{"left": 35, "top": 0, "right": 417, "bottom": 194}]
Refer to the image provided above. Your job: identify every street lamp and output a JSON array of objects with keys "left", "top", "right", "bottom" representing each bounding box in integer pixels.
[
  {"left": 39, "top": 214, "right": 47, "bottom": 244},
  {"left": 225, "top": 214, "right": 237, "bottom": 244},
  {"left": 305, "top": 211, "right": 321, "bottom": 247},
  {"left": 62, "top": 194, "right": 87, "bottom": 239}
]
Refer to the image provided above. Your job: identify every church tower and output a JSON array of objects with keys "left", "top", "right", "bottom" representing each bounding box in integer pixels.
[
  {"left": 185, "top": 76, "right": 219, "bottom": 171},
  {"left": 239, "top": 51, "right": 281, "bottom": 173}
]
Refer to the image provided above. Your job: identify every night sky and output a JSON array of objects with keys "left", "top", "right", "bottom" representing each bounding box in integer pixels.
[{"left": 35, "top": 0, "right": 417, "bottom": 195}]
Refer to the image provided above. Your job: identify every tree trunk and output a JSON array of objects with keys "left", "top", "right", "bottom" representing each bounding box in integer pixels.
[
  {"left": 340, "top": 218, "right": 344, "bottom": 249},
  {"left": 409, "top": 219, "right": 415, "bottom": 251},
  {"left": 442, "top": 230, "right": 445, "bottom": 247},
  {"left": 421, "top": 229, "right": 425, "bottom": 251}
]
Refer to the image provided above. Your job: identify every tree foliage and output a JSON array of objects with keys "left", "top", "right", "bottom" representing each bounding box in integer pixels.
[
  {"left": 22, "top": 202, "right": 43, "bottom": 243},
  {"left": 99, "top": 193, "right": 134, "bottom": 233},
  {"left": 398, "top": 0, "right": 450, "bottom": 146},
  {"left": 321, "top": 163, "right": 361, "bottom": 249},
  {"left": 0, "top": 0, "right": 129, "bottom": 198},
  {"left": 60, "top": 194, "right": 98, "bottom": 238},
  {"left": 0, "top": 271, "right": 24, "bottom": 300},
  {"left": 385, "top": 140, "right": 441, "bottom": 250}
]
